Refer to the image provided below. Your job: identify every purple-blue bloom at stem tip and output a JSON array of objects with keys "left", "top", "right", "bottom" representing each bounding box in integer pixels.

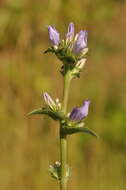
[
  {"left": 73, "top": 30, "right": 88, "bottom": 54},
  {"left": 48, "top": 26, "right": 60, "bottom": 46},
  {"left": 66, "top": 22, "right": 74, "bottom": 42},
  {"left": 69, "top": 100, "right": 90, "bottom": 121}
]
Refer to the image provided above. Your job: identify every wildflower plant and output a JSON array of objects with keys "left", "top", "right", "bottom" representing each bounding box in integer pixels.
[{"left": 28, "top": 23, "right": 97, "bottom": 190}]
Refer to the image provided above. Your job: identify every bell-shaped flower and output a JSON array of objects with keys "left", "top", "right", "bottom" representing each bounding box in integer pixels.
[
  {"left": 73, "top": 30, "right": 88, "bottom": 54},
  {"left": 69, "top": 100, "right": 90, "bottom": 121},
  {"left": 48, "top": 26, "right": 60, "bottom": 46},
  {"left": 66, "top": 22, "right": 74, "bottom": 43}
]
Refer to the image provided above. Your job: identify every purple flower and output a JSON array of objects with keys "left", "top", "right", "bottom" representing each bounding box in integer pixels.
[
  {"left": 48, "top": 26, "right": 60, "bottom": 46},
  {"left": 69, "top": 100, "right": 90, "bottom": 121},
  {"left": 66, "top": 22, "right": 74, "bottom": 42},
  {"left": 73, "top": 30, "right": 88, "bottom": 54}
]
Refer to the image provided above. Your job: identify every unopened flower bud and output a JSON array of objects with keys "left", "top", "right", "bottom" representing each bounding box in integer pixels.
[
  {"left": 48, "top": 26, "right": 60, "bottom": 46},
  {"left": 66, "top": 22, "right": 74, "bottom": 43},
  {"left": 43, "top": 92, "right": 56, "bottom": 110},
  {"left": 54, "top": 161, "right": 61, "bottom": 167},
  {"left": 56, "top": 98, "right": 60, "bottom": 103}
]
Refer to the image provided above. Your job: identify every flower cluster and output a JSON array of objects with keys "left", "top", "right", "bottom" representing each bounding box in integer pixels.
[
  {"left": 47, "top": 23, "right": 88, "bottom": 56},
  {"left": 45, "top": 23, "right": 88, "bottom": 76},
  {"left": 29, "top": 22, "right": 97, "bottom": 137}
]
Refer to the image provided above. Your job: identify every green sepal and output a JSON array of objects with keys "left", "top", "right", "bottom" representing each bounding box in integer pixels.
[
  {"left": 44, "top": 46, "right": 76, "bottom": 64},
  {"left": 70, "top": 66, "right": 83, "bottom": 78},
  {"left": 61, "top": 126, "right": 98, "bottom": 137},
  {"left": 55, "top": 48, "right": 76, "bottom": 64},
  {"left": 27, "top": 107, "right": 64, "bottom": 121}
]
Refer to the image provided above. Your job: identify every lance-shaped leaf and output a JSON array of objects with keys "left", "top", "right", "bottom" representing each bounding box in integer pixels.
[
  {"left": 27, "top": 107, "right": 64, "bottom": 121},
  {"left": 61, "top": 126, "right": 98, "bottom": 137}
]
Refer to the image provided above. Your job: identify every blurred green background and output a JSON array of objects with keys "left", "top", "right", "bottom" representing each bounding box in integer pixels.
[{"left": 0, "top": 0, "right": 126, "bottom": 189}]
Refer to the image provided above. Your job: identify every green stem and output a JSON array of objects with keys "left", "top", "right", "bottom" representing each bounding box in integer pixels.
[
  {"left": 60, "top": 133, "right": 67, "bottom": 190},
  {"left": 60, "top": 72, "right": 72, "bottom": 190},
  {"left": 62, "top": 72, "right": 72, "bottom": 113}
]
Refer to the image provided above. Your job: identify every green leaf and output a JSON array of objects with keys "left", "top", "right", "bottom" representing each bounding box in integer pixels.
[
  {"left": 27, "top": 107, "right": 64, "bottom": 121},
  {"left": 63, "top": 127, "right": 98, "bottom": 137},
  {"left": 27, "top": 108, "right": 45, "bottom": 115}
]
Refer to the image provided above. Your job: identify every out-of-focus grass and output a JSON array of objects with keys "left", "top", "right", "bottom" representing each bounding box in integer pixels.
[{"left": 0, "top": 0, "right": 126, "bottom": 189}]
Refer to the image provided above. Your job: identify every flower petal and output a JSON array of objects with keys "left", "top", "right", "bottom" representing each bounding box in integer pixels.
[
  {"left": 81, "top": 100, "right": 90, "bottom": 117},
  {"left": 69, "top": 100, "right": 90, "bottom": 121},
  {"left": 73, "top": 30, "right": 88, "bottom": 54},
  {"left": 69, "top": 107, "right": 79, "bottom": 120}
]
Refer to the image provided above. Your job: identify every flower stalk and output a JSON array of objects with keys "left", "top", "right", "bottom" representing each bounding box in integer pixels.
[
  {"left": 60, "top": 132, "right": 67, "bottom": 190},
  {"left": 62, "top": 72, "right": 72, "bottom": 113}
]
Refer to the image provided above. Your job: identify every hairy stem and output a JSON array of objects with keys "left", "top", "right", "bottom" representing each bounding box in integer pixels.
[
  {"left": 60, "top": 72, "right": 72, "bottom": 190},
  {"left": 60, "top": 132, "right": 67, "bottom": 190},
  {"left": 62, "top": 72, "right": 72, "bottom": 113}
]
